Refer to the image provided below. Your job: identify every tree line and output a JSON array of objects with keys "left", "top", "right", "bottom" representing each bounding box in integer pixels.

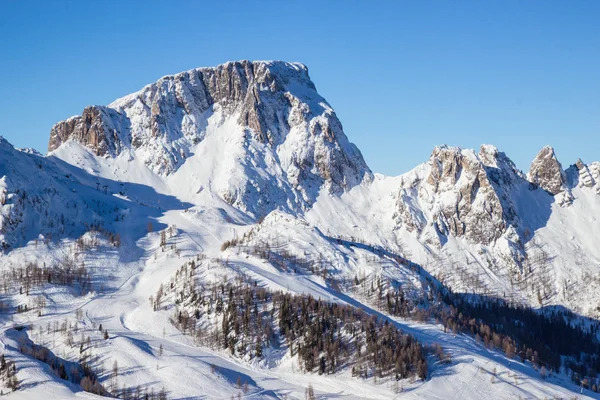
[{"left": 354, "top": 270, "right": 600, "bottom": 392}]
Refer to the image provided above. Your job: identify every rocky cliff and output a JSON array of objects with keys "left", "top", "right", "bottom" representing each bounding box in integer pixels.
[
  {"left": 528, "top": 146, "right": 566, "bottom": 195},
  {"left": 46, "top": 61, "right": 598, "bottom": 254},
  {"left": 394, "top": 145, "right": 526, "bottom": 247}
]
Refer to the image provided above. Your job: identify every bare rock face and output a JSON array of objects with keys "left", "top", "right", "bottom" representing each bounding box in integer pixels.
[
  {"left": 528, "top": 146, "right": 567, "bottom": 195},
  {"left": 392, "top": 143, "right": 600, "bottom": 278},
  {"left": 48, "top": 61, "right": 372, "bottom": 215},
  {"left": 395, "top": 145, "right": 522, "bottom": 246},
  {"left": 49, "top": 106, "right": 127, "bottom": 157},
  {"left": 391, "top": 144, "right": 562, "bottom": 273}
]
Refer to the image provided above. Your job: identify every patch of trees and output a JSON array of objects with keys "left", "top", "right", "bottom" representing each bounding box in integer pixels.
[
  {"left": 15, "top": 322, "right": 167, "bottom": 399},
  {"left": 167, "top": 266, "right": 275, "bottom": 359},
  {"left": 79, "top": 225, "right": 121, "bottom": 248},
  {"left": 0, "top": 259, "right": 92, "bottom": 302},
  {"left": 158, "top": 225, "right": 179, "bottom": 256},
  {"left": 162, "top": 258, "right": 428, "bottom": 383},
  {"left": 221, "top": 237, "right": 344, "bottom": 288},
  {"left": 439, "top": 294, "right": 600, "bottom": 390},
  {"left": 220, "top": 238, "right": 240, "bottom": 252},
  {"left": 342, "top": 238, "right": 600, "bottom": 391},
  {"left": 362, "top": 271, "right": 600, "bottom": 391},
  {"left": 276, "top": 292, "right": 428, "bottom": 381},
  {"left": 0, "top": 353, "right": 19, "bottom": 394},
  {"left": 15, "top": 328, "right": 107, "bottom": 396},
  {"left": 175, "top": 234, "right": 600, "bottom": 390},
  {"left": 30, "top": 317, "right": 168, "bottom": 400}
]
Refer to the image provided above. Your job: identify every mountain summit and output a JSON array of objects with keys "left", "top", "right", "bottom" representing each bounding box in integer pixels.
[{"left": 48, "top": 60, "right": 371, "bottom": 216}]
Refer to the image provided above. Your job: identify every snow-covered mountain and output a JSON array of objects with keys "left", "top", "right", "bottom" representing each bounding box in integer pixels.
[
  {"left": 309, "top": 142, "right": 600, "bottom": 317},
  {"left": 48, "top": 61, "right": 371, "bottom": 217},
  {"left": 1, "top": 61, "right": 599, "bottom": 399}
]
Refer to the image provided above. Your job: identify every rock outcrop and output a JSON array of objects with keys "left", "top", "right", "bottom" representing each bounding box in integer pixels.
[
  {"left": 395, "top": 145, "right": 523, "bottom": 246},
  {"left": 528, "top": 146, "right": 567, "bottom": 195},
  {"left": 570, "top": 159, "right": 600, "bottom": 194},
  {"left": 49, "top": 61, "right": 369, "bottom": 179},
  {"left": 49, "top": 106, "right": 127, "bottom": 157}
]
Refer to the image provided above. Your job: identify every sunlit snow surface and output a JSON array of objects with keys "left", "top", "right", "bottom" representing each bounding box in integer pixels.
[{"left": 0, "top": 136, "right": 597, "bottom": 399}]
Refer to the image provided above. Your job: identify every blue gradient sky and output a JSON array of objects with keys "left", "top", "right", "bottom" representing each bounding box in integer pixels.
[{"left": 1, "top": 0, "right": 598, "bottom": 175}]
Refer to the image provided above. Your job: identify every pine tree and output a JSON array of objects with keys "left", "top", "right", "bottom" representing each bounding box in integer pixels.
[
  {"left": 112, "top": 360, "right": 118, "bottom": 380},
  {"left": 417, "top": 360, "right": 427, "bottom": 381},
  {"left": 158, "top": 386, "right": 167, "bottom": 400},
  {"left": 160, "top": 231, "right": 167, "bottom": 248},
  {"left": 306, "top": 384, "right": 315, "bottom": 400}
]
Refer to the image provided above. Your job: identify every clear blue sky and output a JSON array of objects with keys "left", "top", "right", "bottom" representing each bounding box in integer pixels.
[{"left": 1, "top": 0, "right": 599, "bottom": 175}]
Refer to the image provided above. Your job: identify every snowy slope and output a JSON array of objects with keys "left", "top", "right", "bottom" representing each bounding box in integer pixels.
[
  {"left": 308, "top": 145, "right": 600, "bottom": 318},
  {"left": 0, "top": 204, "right": 593, "bottom": 399},
  {"left": 0, "top": 206, "right": 594, "bottom": 399}
]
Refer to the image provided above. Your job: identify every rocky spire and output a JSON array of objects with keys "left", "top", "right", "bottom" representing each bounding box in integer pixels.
[{"left": 528, "top": 146, "right": 567, "bottom": 195}]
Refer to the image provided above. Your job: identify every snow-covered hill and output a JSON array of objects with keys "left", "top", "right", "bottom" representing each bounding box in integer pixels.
[{"left": 0, "top": 60, "right": 599, "bottom": 399}]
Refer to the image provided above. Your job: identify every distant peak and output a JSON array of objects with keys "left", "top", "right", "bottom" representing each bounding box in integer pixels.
[
  {"left": 528, "top": 145, "right": 566, "bottom": 195},
  {"left": 431, "top": 144, "right": 460, "bottom": 152},
  {"left": 111, "top": 60, "right": 312, "bottom": 107},
  {"left": 429, "top": 144, "right": 503, "bottom": 165},
  {"left": 531, "top": 145, "right": 560, "bottom": 164},
  {"left": 479, "top": 144, "right": 498, "bottom": 156},
  {"left": 538, "top": 145, "right": 557, "bottom": 158},
  {"left": 429, "top": 145, "right": 463, "bottom": 161}
]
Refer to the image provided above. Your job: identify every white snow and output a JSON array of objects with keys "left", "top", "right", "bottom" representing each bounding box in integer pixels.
[{"left": 0, "top": 60, "right": 598, "bottom": 399}]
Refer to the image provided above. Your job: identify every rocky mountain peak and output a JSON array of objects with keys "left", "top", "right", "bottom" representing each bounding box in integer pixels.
[
  {"left": 47, "top": 60, "right": 371, "bottom": 217},
  {"left": 48, "top": 61, "right": 315, "bottom": 160},
  {"left": 478, "top": 144, "right": 500, "bottom": 166},
  {"left": 528, "top": 146, "right": 567, "bottom": 195},
  {"left": 49, "top": 106, "right": 126, "bottom": 157},
  {"left": 425, "top": 144, "right": 521, "bottom": 195},
  {"left": 425, "top": 145, "right": 465, "bottom": 190},
  {"left": 397, "top": 144, "right": 525, "bottom": 247}
]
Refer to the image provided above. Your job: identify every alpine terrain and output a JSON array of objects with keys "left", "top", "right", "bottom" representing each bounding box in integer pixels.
[{"left": 0, "top": 60, "right": 599, "bottom": 399}]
